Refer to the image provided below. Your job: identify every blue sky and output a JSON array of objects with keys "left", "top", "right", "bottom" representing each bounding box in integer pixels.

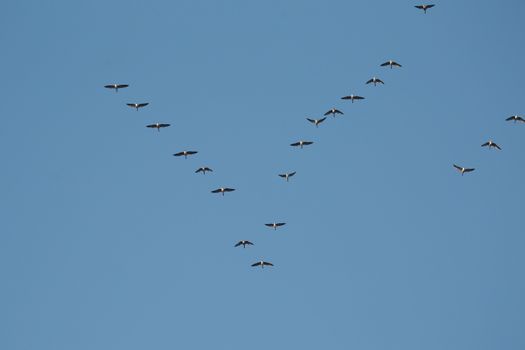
[{"left": 1, "top": 1, "right": 525, "bottom": 349}]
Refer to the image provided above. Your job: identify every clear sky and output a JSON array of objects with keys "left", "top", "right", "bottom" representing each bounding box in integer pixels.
[{"left": 1, "top": 1, "right": 524, "bottom": 349}]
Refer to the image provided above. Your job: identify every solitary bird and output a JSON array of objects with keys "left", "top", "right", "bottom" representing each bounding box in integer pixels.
[
  {"left": 290, "top": 140, "right": 313, "bottom": 149},
  {"left": 195, "top": 167, "right": 213, "bottom": 174},
  {"left": 265, "top": 222, "right": 286, "bottom": 230},
  {"left": 481, "top": 140, "right": 502, "bottom": 150},
  {"left": 453, "top": 164, "right": 475, "bottom": 176},
  {"left": 251, "top": 261, "right": 274, "bottom": 268},
  {"left": 211, "top": 187, "right": 235, "bottom": 196},
  {"left": 104, "top": 84, "right": 129, "bottom": 92},
  {"left": 146, "top": 123, "right": 170, "bottom": 131},
  {"left": 173, "top": 150, "right": 198, "bottom": 159},
  {"left": 506, "top": 115, "right": 525, "bottom": 123},
  {"left": 324, "top": 108, "right": 344, "bottom": 117},
  {"left": 341, "top": 94, "right": 365, "bottom": 103},
  {"left": 366, "top": 77, "right": 384, "bottom": 86},
  {"left": 380, "top": 60, "right": 402, "bottom": 69},
  {"left": 127, "top": 103, "right": 149, "bottom": 111},
  {"left": 306, "top": 117, "right": 327, "bottom": 127},
  {"left": 234, "top": 240, "right": 254, "bottom": 248},
  {"left": 278, "top": 172, "right": 296, "bottom": 182},
  {"left": 415, "top": 4, "right": 435, "bottom": 13}
]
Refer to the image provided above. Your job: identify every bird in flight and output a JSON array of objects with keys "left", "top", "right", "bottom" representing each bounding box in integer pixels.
[
  {"left": 306, "top": 117, "right": 327, "bottom": 127},
  {"left": 380, "top": 60, "right": 402, "bottom": 69},
  {"left": 146, "top": 123, "right": 170, "bottom": 131},
  {"left": 278, "top": 172, "right": 296, "bottom": 182},
  {"left": 290, "top": 140, "right": 313, "bottom": 149},
  {"left": 506, "top": 115, "right": 525, "bottom": 123},
  {"left": 211, "top": 187, "right": 235, "bottom": 196},
  {"left": 173, "top": 150, "right": 198, "bottom": 159},
  {"left": 104, "top": 84, "right": 129, "bottom": 92},
  {"left": 234, "top": 240, "right": 254, "bottom": 248},
  {"left": 415, "top": 4, "right": 435, "bottom": 13},
  {"left": 481, "top": 140, "right": 502, "bottom": 150},
  {"left": 251, "top": 261, "right": 274, "bottom": 268},
  {"left": 453, "top": 164, "right": 475, "bottom": 176},
  {"left": 265, "top": 222, "right": 286, "bottom": 230},
  {"left": 324, "top": 108, "right": 344, "bottom": 117},
  {"left": 127, "top": 103, "right": 149, "bottom": 111},
  {"left": 366, "top": 77, "right": 384, "bottom": 86},
  {"left": 341, "top": 94, "right": 365, "bottom": 103},
  {"left": 195, "top": 167, "right": 213, "bottom": 174}
]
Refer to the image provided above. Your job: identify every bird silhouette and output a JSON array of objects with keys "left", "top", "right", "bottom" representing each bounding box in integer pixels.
[
  {"left": 341, "top": 94, "right": 365, "bottom": 103},
  {"left": 290, "top": 141, "right": 314, "bottom": 149},
  {"left": 211, "top": 187, "right": 235, "bottom": 196},
  {"left": 146, "top": 123, "right": 170, "bottom": 131},
  {"left": 104, "top": 84, "right": 129, "bottom": 92},
  {"left": 380, "top": 60, "right": 402, "bottom": 69},
  {"left": 195, "top": 167, "right": 213, "bottom": 174},
  {"left": 173, "top": 150, "right": 198, "bottom": 159},
  {"left": 265, "top": 222, "right": 286, "bottom": 230},
  {"left": 453, "top": 164, "right": 475, "bottom": 176},
  {"left": 251, "top": 261, "right": 274, "bottom": 268},
  {"left": 278, "top": 172, "right": 296, "bottom": 182},
  {"left": 324, "top": 108, "right": 344, "bottom": 117},
  {"left": 415, "top": 4, "right": 435, "bottom": 13},
  {"left": 126, "top": 103, "right": 149, "bottom": 111},
  {"left": 366, "top": 77, "right": 384, "bottom": 86},
  {"left": 234, "top": 240, "right": 254, "bottom": 248},
  {"left": 506, "top": 115, "right": 525, "bottom": 123},
  {"left": 481, "top": 140, "right": 502, "bottom": 150},
  {"left": 306, "top": 117, "right": 327, "bottom": 127}
]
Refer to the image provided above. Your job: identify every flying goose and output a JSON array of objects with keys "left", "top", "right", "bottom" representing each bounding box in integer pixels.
[
  {"left": 290, "top": 140, "right": 314, "bottom": 149},
  {"left": 173, "top": 150, "right": 198, "bottom": 159},
  {"left": 481, "top": 140, "right": 501, "bottom": 150},
  {"left": 146, "top": 123, "right": 170, "bottom": 131},
  {"left": 278, "top": 172, "right": 296, "bottom": 182},
  {"left": 324, "top": 108, "right": 344, "bottom": 117},
  {"left": 506, "top": 115, "right": 525, "bottom": 123},
  {"left": 380, "top": 60, "right": 402, "bottom": 69},
  {"left": 234, "top": 240, "right": 254, "bottom": 248},
  {"left": 251, "top": 261, "right": 274, "bottom": 268},
  {"left": 104, "top": 84, "right": 129, "bottom": 92},
  {"left": 195, "top": 167, "right": 213, "bottom": 174},
  {"left": 306, "top": 117, "right": 327, "bottom": 127},
  {"left": 265, "top": 222, "right": 286, "bottom": 230},
  {"left": 211, "top": 187, "right": 235, "bottom": 196},
  {"left": 415, "top": 4, "right": 435, "bottom": 13},
  {"left": 341, "top": 94, "right": 365, "bottom": 103},
  {"left": 126, "top": 103, "right": 149, "bottom": 111},
  {"left": 366, "top": 77, "right": 384, "bottom": 86},
  {"left": 453, "top": 164, "right": 475, "bottom": 176}
]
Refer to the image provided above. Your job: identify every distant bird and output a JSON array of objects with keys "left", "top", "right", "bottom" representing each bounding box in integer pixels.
[
  {"left": 415, "top": 4, "right": 435, "bottom": 13},
  {"left": 506, "top": 115, "right": 525, "bottom": 123},
  {"left": 126, "top": 103, "right": 149, "bottom": 111},
  {"left": 251, "top": 261, "right": 274, "bottom": 268},
  {"left": 453, "top": 164, "right": 475, "bottom": 176},
  {"left": 290, "top": 140, "right": 313, "bottom": 149},
  {"left": 366, "top": 77, "right": 384, "bottom": 86},
  {"left": 173, "top": 150, "right": 198, "bottom": 159},
  {"left": 211, "top": 187, "right": 235, "bottom": 196},
  {"left": 481, "top": 140, "right": 502, "bottom": 150},
  {"left": 195, "top": 167, "right": 213, "bottom": 174},
  {"left": 341, "top": 94, "right": 365, "bottom": 103},
  {"left": 234, "top": 240, "right": 254, "bottom": 248},
  {"left": 306, "top": 117, "right": 327, "bottom": 127},
  {"left": 146, "top": 123, "right": 170, "bottom": 131},
  {"left": 380, "top": 60, "right": 402, "bottom": 69},
  {"left": 278, "top": 172, "right": 296, "bottom": 182},
  {"left": 104, "top": 84, "right": 129, "bottom": 92},
  {"left": 324, "top": 108, "right": 344, "bottom": 117},
  {"left": 265, "top": 222, "right": 286, "bottom": 230}
]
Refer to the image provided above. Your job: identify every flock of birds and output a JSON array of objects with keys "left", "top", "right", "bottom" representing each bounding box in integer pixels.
[{"left": 104, "top": 3, "right": 523, "bottom": 269}]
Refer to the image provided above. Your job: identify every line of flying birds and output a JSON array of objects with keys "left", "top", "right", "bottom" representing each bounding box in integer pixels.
[{"left": 103, "top": 3, "right": 523, "bottom": 268}]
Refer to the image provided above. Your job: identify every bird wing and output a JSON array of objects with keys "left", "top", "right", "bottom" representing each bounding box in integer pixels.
[
  {"left": 276, "top": 223, "right": 286, "bottom": 227},
  {"left": 251, "top": 262, "right": 262, "bottom": 267},
  {"left": 263, "top": 262, "right": 274, "bottom": 266},
  {"left": 427, "top": 4, "right": 435, "bottom": 9},
  {"left": 204, "top": 167, "right": 213, "bottom": 172},
  {"left": 117, "top": 84, "right": 129, "bottom": 88},
  {"left": 376, "top": 79, "right": 385, "bottom": 84},
  {"left": 306, "top": 118, "right": 315, "bottom": 123},
  {"left": 187, "top": 151, "right": 198, "bottom": 155},
  {"left": 278, "top": 174, "right": 286, "bottom": 178},
  {"left": 138, "top": 103, "right": 149, "bottom": 107},
  {"left": 264, "top": 224, "right": 273, "bottom": 227},
  {"left": 392, "top": 62, "right": 402, "bottom": 67},
  {"left": 341, "top": 95, "right": 351, "bottom": 100},
  {"left": 481, "top": 142, "right": 489, "bottom": 147},
  {"left": 126, "top": 103, "right": 136, "bottom": 107},
  {"left": 159, "top": 123, "right": 170, "bottom": 127},
  {"left": 246, "top": 241, "right": 254, "bottom": 245},
  {"left": 355, "top": 96, "right": 364, "bottom": 100},
  {"left": 234, "top": 241, "right": 242, "bottom": 247},
  {"left": 211, "top": 189, "right": 221, "bottom": 193},
  {"left": 494, "top": 144, "right": 502, "bottom": 150},
  {"left": 195, "top": 168, "right": 203, "bottom": 173},
  {"left": 104, "top": 84, "right": 116, "bottom": 89},
  {"left": 224, "top": 188, "right": 235, "bottom": 192},
  {"left": 453, "top": 164, "right": 462, "bottom": 171},
  {"left": 334, "top": 109, "right": 343, "bottom": 114},
  {"left": 289, "top": 171, "right": 296, "bottom": 177},
  {"left": 518, "top": 117, "right": 525, "bottom": 122},
  {"left": 303, "top": 141, "right": 313, "bottom": 145},
  {"left": 146, "top": 124, "right": 156, "bottom": 128},
  {"left": 506, "top": 116, "right": 515, "bottom": 121},
  {"left": 290, "top": 142, "right": 300, "bottom": 147},
  {"left": 323, "top": 110, "right": 332, "bottom": 116},
  {"left": 380, "top": 62, "right": 389, "bottom": 66},
  {"left": 415, "top": 5, "right": 424, "bottom": 9},
  {"left": 366, "top": 79, "right": 374, "bottom": 84},
  {"left": 318, "top": 117, "right": 327, "bottom": 123},
  {"left": 173, "top": 152, "right": 184, "bottom": 157},
  {"left": 464, "top": 168, "right": 475, "bottom": 173}
]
